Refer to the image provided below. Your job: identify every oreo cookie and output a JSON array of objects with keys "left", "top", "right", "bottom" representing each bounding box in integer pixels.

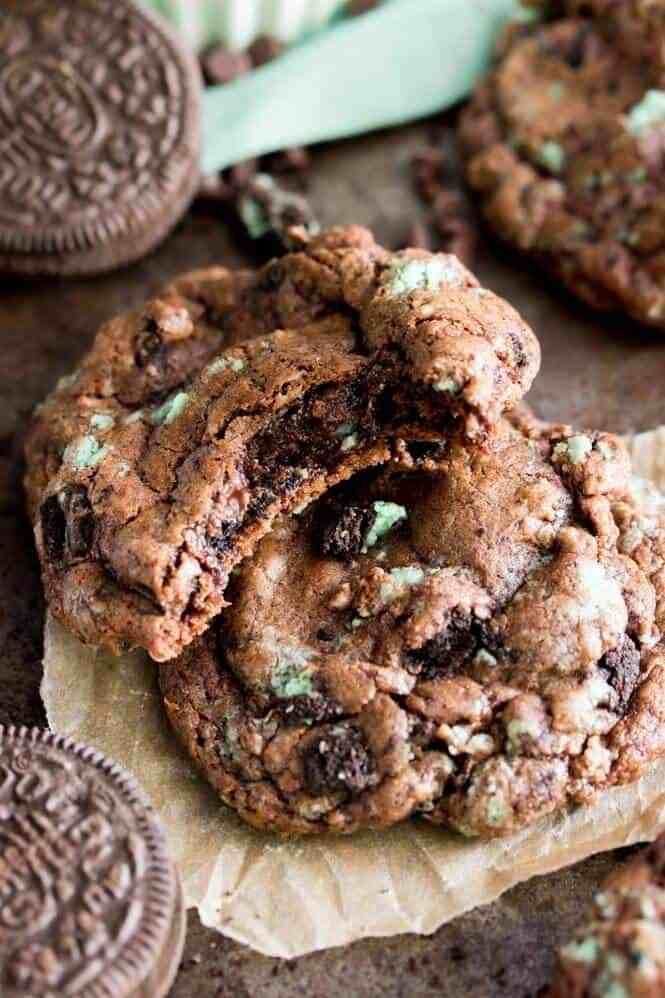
[
  {"left": 0, "top": 0, "right": 201, "bottom": 276},
  {"left": 0, "top": 725, "right": 186, "bottom": 997}
]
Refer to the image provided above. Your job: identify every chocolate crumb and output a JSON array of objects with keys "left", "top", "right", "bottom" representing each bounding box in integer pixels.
[
  {"left": 302, "top": 726, "right": 375, "bottom": 795},
  {"left": 248, "top": 34, "right": 284, "bottom": 68}
]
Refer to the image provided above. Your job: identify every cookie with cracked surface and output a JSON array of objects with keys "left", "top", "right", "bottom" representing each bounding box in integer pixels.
[
  {"left": 459, "top": 12, "right": 665, "bottom": 328},
  {"left": 160, "top": 418, "right": 665, "bottom": 836},
  {"left": 24, "top": 226, "right": 539, "bottom": 661},
  {"left": 550, "top": 831, "right": 665, "bottom": 997}
]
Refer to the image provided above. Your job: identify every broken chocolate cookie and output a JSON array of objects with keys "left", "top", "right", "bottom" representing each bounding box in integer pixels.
[{"left": 25, "top": 226, "right": 539, "bottom": 661}]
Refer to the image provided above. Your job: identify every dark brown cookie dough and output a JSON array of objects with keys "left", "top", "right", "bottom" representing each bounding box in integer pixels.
[
  {"left": 550, "top": 831, "right": 665, "bottom": 997},
  {"left": 160, "top": 417, "right": 665, "bottom": 836},
  {"left": 459, "top": 12, "right": 665, "bottom": 328},
  {"left": 24, "top": 226, "right": 539, "bottom": 661}
]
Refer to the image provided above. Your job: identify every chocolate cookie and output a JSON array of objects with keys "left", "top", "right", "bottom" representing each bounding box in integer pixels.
[
  {"left": 160, "top": 417, "right": 665, "bottom": 836},
  {"left": 24, "top": 226, "right": 539, "bottom": 661},
  {"left": 0, "top": 725, "right": 185, "bottom": 997},
  {"left": 0, "top": 0, "right": 201, "bottom": 276},
  {"left": 550, "top": 831, "right": 665, "bottom": 997},
  {"left": 459, "top": 12, "right": 665, "bottom": 328}
]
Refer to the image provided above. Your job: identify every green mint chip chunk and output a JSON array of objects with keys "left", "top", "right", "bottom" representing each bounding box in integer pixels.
[
  {"left": 149, "top": 391, "right": 189, "bottom": 426},
  {"left": 560, "top": 937, "right": 600, "bottom": 965},
  {"left": 537, "top": 140, "right": 565, "bottom": 174},
  {"left": 388, "top": 257, "right": 464, "bottom": 295},
  {"left": 63, "top": 435, "right": 109, "bottom": 470},
  {"left": 89, "top": 413, "right": 115, "bottom": 432},
  {"left": 486, "top": 796, "right": 508, "bottom": 826},
  {"left": 340, "top": 432, "right": 359, "bottom": 452},
  {"left": 271, "top": 644, "right": 315, "bottom": 699},
  {"left": 627, "top": 89, "right": 665, "bottom": 135},
  {"left": 434, "top": 375, "right": 461, "bottom": 394},
  {"left": 205, "top": 355, "right": 246, "bottom": 376},
  {"left": 363, "top": 501, "right": 407, "bottom": 552},
  {"left": 553, "top": 434, "right": 592, "bottom": 466},
  {"left": 379, "top": 564, "right": 427, "bottom": 603},
  {"left": 239, "top": 196, "right": 271, "bottom": 240},
  {"left": 390, "top": 566, "right": 426, "bottom": 587}
]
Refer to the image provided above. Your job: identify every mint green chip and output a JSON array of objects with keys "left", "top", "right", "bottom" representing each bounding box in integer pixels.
[
  {"left": 63, "top": 435, "right": 109, "bottom": 470},
  {"left": 627, "top": 90, "right": 665, "bottom": 135},
  {"left": 537, "top": 140, "right": 565, "bottom": 174},
  {"left": 388, "top": 257, "right": 464, "bottom": 295},
  {"left": 149, "top": 391, "right": 189, "bottom": 426},
  {"left": 363, "top": 501, "right": 407, "bottom": 552},
  {"left": 271, "top": 643, "right": 315, "bottom": 699}
]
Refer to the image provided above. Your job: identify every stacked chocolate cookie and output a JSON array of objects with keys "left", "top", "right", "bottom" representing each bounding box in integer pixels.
[
  {"left": 24, "top": 226, "right": 665, "bottom": 838},
  {"left": 460, "top": 0, "right": 665, "bottom": 329}
]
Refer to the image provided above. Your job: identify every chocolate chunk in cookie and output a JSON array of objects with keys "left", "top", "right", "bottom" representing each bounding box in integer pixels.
[
  {"left": 321, "top": 500, "right": 407, "bottom": 560},
  {"left": 25, "top": 227, "right": 539, "bottom": 661},
  {"left": 302, "top": 725, "right": 376, "bottom": 796},
  {"left": 40, "top": 486, "right": 95, "bottom": 564},
  {"left": 161, "top": 416, "right": 665, "bottom": 836},
  {"left": 600, "top": 634, "right": 641, "bottom": 712}
]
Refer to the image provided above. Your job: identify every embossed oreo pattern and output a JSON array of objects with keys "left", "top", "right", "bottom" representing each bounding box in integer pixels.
[
  {"left": 0, "top": 726, "right": 184, "bottom": 998},
  {"left": 0, "top": 0, "right": 201, "bottom": 273}
]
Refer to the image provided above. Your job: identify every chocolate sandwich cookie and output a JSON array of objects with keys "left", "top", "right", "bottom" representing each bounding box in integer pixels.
[
  {"left": 550, "top": 831, "right": 665, "bottom": 997},
  {"left": 24, "top": 226, "right": 539, "bottom": 661},
  {"left": 160, "top": 417, "right": 665, "bottom": 836},
  {"left": 0, "top": 0, "right": 201, "bottom": 276},
  {"left": 459, "top": 11, "right": 665, "bottom": 328},
  {"left": 0, "top": 725, "right": 185, "bottom": 997}
]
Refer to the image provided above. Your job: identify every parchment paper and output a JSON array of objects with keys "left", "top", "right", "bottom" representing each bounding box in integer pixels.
[{"left": 42, "top": 425, "right": 665, "bottom": 959}]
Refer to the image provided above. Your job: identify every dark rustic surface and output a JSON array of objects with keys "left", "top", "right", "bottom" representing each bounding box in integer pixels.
[{"left": 1, "top": 118, "right": 661, "bottom": 997}]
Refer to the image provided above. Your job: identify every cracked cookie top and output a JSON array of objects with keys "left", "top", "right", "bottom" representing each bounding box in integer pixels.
[
  {"left": 24, "top": 226, "right": 539, "bottom": 661},
  {"left": 459, "top": 11, "right": 665, "bottom": 328},
  {"left": 160, "top": 417, "right": 665, "bottom": 836}
]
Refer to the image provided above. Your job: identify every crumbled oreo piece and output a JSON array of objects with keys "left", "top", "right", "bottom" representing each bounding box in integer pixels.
[
  {"left": 248, "top": 34, "right": 284, "bottom": 68},
  {"left": 0, "top": 0, "right": 201, "bottom": 276},
  {"left": 237, "top": 173, "right": 320, "bottom": 246},
  {"left": 321, "top": 505, "right": 376, "bottom": 560},
  {"left": 0, "top": 726, "right": 185, "bottom": 998},
  {"left": 411, "top": 147, "right": 449, "bottom": 204},
  {"left": 302, "top": 726, "right": 375, "bottom": 796},
  {"left": 599, "top": 634, "right": 642, "bottom": 711}
]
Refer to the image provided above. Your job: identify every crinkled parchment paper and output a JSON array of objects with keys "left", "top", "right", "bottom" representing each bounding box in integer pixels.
[{"left": 42, "top": 426, "right": 665, "bottom": 958}]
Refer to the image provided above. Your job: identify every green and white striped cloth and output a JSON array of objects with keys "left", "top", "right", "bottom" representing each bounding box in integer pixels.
[{"left": 141, "top": 0, "right": 348, "bottom": 51}]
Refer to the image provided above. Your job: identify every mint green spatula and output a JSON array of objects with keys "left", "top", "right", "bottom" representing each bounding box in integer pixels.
[{"left": 200, "top": 0, "right": 525, "bottom": 174}]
